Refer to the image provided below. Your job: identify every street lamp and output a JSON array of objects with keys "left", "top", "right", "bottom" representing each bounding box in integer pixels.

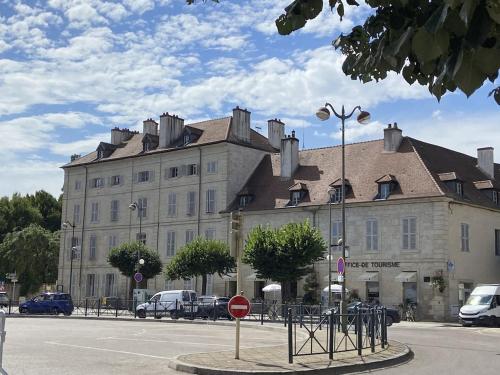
[
  {"left": 129, "top": 202, "right": 143, "bottom": 291},
  {"left": 327, "top": 187, "right": 335, "bottom": 309},
  {"left": 62, "top": 221, "right": 76, "bottom": 295},
  {"left": 316, "top": 102, "right": 370, "bottom": 329}
]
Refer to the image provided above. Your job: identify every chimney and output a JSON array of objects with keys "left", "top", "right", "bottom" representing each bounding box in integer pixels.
[
  {"left": 232, "top": 106, "right": 251, "bottom": 143},
  {"left": 143, "top": 118, "right": 158, "bottom": 136},
  {"left": 477, "top": 147, "right": 494, "bottom": 179},
  {"left": 383, "top": 122, "right": 403, "bottom": 152},
  {"left": 268, "top": 118, "right": 285, "bottom": 149},
  {"left": 280, "top": 131, "right": 299, "bottom": 179},
  {"left": 111, "top": 127, "right": 126, "bottom": 145},
  {"left": 70, "top": 154, "right": 81, "bottom": 162},
  {"left": 159, "top": 112, "right": 184, "bottom": 148}
]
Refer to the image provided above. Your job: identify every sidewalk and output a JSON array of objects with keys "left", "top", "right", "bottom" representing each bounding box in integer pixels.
[{"left": 170, "top": 340, "right": 411, "bottom": 375}]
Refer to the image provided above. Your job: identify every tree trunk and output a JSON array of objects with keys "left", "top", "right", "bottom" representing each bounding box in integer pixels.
[{"left": 201, "top": 274, "right": 207, "bottom": 295}]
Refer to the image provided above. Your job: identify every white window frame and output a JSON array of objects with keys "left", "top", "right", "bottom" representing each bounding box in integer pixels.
[
  {"left": 166, "top": 231, "right": 176, "bottom": 257},
  {"left": 92, "top": 178, "right": 104, "bottom": 188},
  {"left": 104, "top": 273, "right": 115, "bottom": 296},
  {"left": 207, "top": 161, "right": 217, "bottom": 174},
  {"left": 206, "top": 189, "right": 216, "bottom": 214},
  {"left": 461, "top": 223, "right": 470, "bottom": 252},
  {"left": 187, "top": 164, "right": 198, "bottom": 176},
  {"left": 380, "top": 183, "right": 391, "bottom": 199},
  {"left": 108, "top": 234, "right": 117, "bottom": 251},
  {"left": 86, "top": 274, "right": 96, "bottom": 297},
  {"left": 110, "top": 200, "right": 119, "bottom": 222},
  {"left": 402, "top": 217, "right": 417, "bottom": 250},
  {"left": 138, "top": 197, "right": 147, "bottom": 218},
  {"left": 205, "top": 228, "right": 216, "bottom": 240},
  {"left": 73, "top": 204, "right": 80, "bottom": 225},
  {"left": 111, "top": 175, "right": 121, "bottom": 186},
  {"left": 167, "top": 192, "right": 177, "bottom": 217},
  {"left": 331, "top": 221, "right": 342, "bottom": 251},
  {"left": 138, "top": 170, "right": 150, "bottom": 183},
  {"left": 291, "top": 191, "right": 301, "bottom": 206},
  {"left": 187, "top": 191, "right": 196, "bottom": 216},
  {"left": 331, "top": 187, "right": 342, "bottom": 203},
  {"left": 90, "top": 202, "right": 99, "bottom": 223},
  {"left": 366, "top": 218, "right": 379, "bottom": 251},
  {"left": 89, "top": 235, "right": 97, "bottom": 260},
  {"left": 456, "top": 182, "right": 463, "bottom": 196},
  {"left": 168, "top": 167, "right": 178, "bottom": 178},
  {"left": 185, "top": 230, "right": 194, "bottom": 244},
  {"left": 75, "top": 180, "right": 82, "bottom": 191}
]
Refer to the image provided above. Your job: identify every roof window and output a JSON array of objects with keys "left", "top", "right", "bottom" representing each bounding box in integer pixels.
[{"left": 374, "top": 175, "right": 397, "bottom": 200}]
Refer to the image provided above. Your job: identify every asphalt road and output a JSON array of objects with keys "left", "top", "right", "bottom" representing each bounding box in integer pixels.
[
  {"left": 2, "top": 317, "right": 289, "bottom": 375},
  {"left": 2, "top": 318, "right": 499, "bottom": 375}
]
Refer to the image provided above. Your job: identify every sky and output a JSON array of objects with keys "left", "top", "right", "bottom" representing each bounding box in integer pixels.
[{"left": 0, "top": 0, "right": 498, "bottom": 198}]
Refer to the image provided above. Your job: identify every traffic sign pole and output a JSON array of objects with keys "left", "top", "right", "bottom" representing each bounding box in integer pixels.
[
  {"left": 235, "top": 318, "right": 240, "bottom": 359},
  {"left": 228, "top": 295, "right": 251, "bottom": 360}
]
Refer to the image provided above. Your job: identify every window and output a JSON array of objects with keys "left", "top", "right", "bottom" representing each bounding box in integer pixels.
[
  {"left": 366, "top": 219, "right": 379, "bottom": 251},
  {"left": 402, "top": 217, "right": 417, "bottom": 250},
  {"left": 144, "top": 142, "right": 152, "bottom": 152},
  {"left": 331, "top": 221, "right": 342, "bottom": 250},
  {"left": 111, "top": 175, "right": 121, "bottom": 186},
  {"left": 184, "top": 278, "right": 193, "bottom": 290},
  {"left": 89, "top": 235, "right": 97, "bottom": 260},
  {"left": 167, "top": 192, "right": 177, "bottom": 216},
  {"left": 138, "top": 198, "right": 147, "bottom": 218},
  {"left": 496, "top": 230, "right": 500, "bottom": 256},
  {"left": 239, "top": 195, "right": 252, "bottom": 207},
  {"left": 380, "top": 183, "right": 391, "bottom": 199},
  {"left": 165, "top": 279, "right": 174, "bottom": 290},
  {"left": 207, "top": 161, "right": 217, "bottom": 174},
  {"left": 206, "top": 274, "right": 213, "bottom": 295},
  {"left": 206, "top": 189, "right": 216, "bottom": 213},
  {"left": 104, "top": 274, "right": 115, "bottom": 296},
  {"left": 108, "top": 235, "right": 117, "bottom": 251},
  {"left": 86, "top": 274, "right": 96, "bottom": 297},
  {"left": 73, "top": 204, "right": 80, "bottom": 225},
  {"left": 75, "top": 180, "right": 82, "bottom": 191},
  {"left": 91, "top": 178, "right": 104, "bottom": 188},
  {"left": 187, "top": 191, "right": 196, "bottom": 216},
  {"left": 183, "top": 134, "right": 190, "bottom": 145},
  {"left": 185, "top": 230, "right": 194, "bottom": 244},
  {"left": 110, "top": 200, "right": 119, "bottom": 222},
  {"left": 330, "top": 188, "right": 343, "bottom": 203},
  {"left": 187, "top": 164, "right": 198, "bottom": 176},
  {"left": 291, "top": 191, "right": 301, "bottom": 206},
  {"left": 461, "top": 223, "right": 470, "bottom": 252},
  {"left": 136, "top": 232, "right": 146, "bottom": 245},
  {"left": 493, "top": 191, "right": 498, "bottom": 205},
  {"left": 90, "top": 202, "right": 99, "bottom": 223},
  {"left": 205, "top": 228, "right": 216, "bottom": 240},
  {"left": 138, "top": 170, "right": 150, "bottom": 183},
  {"left": 169, "top": 167, "right": 178, "bottom": 178},
  {"left": 366, "top": 282, "right": 379, "bottom": 304},
  {"left": 456, "top": 182, "right": 463, "bottom": 196},
  {"left": 166, "top": 231, "right": 176, "bottom": 257},
  {"left": 70, "top": 237, "right": 80, "bottom": 260}
]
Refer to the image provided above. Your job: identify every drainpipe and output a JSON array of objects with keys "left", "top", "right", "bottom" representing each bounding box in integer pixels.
[
  {"left": 197, "top": 147, "right": 202, "bottom": 237},
  {"left": 78, "top": 165, "right": 88, "bottom": 301}
]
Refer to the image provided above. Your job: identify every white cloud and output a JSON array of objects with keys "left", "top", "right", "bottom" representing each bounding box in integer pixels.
[{"left": 50, "top": 132, "right": 109, "bottom": 156}]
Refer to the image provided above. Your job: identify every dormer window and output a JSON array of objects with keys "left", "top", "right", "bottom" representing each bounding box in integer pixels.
[
  {"left": 184, "top": 134, "right": 190, "bottom": 145},
  {"left": 328, "top": 179, "right": 351, "bottom": 203},
  {"left": 439, "top": 172, "right": 464, "bottom": 197},
  {"left": 288, "top": 182, "right": 308, "bottom": 206},
  {"left": 330, "top": 188, "right": 342, "bottom": 203},
  {"left": 291, "top": 191, "right": 302, "bottom": 206},
  {"left": 473, "top": 180, "right": 499, "bottom": 205},
  {"left": 375, "top": 175, "right": 397, "bottom": 200},
  {"left": 144, "top": 142, "right": 151, "bottom": 152},
  {"left": 97, "top": 150, "right": 104, "bottom": 159},
  {"left": 239, "top": 195, "right": 253, "bottom": 208}
]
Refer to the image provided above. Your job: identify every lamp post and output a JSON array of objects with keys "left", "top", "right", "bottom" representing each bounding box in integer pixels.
[
  {"left": 316, "top": 103, "right": 370, "bottom": 329},
  {"left": 327, "top": 187, "right": 334, "bottom": 308},
  {"left": 128, "top": 202, "right": 144, "bottom": 291},
  {"left": 62, "top": 221, "right": 76, "bottom": 295}
]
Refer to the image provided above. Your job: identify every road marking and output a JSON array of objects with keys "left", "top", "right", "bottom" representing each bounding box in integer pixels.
[
  {"left": 44, "top": 341, "right": 173, "bottom": 359},
  {"left": 95, "top": 337, "right": 235, "bottom": 347}
]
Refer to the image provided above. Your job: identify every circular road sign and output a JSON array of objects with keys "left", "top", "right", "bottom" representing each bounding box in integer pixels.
[
  {"left": 337, "top": 257, "right": 345, "bottom": 275},
  {"left": 228, "top": 295, "right": 251, "bottom": 319},
  {"left": 134, "top": 272, "right": 143, "bottom": 283}
]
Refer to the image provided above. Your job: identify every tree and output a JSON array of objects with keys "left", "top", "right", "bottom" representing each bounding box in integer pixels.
[
  {"left": 0, "top": 224, "right": 59, "bottom": 295},
  {"left": 188, "top": 0, "right": 500, "bottom": 104},
  {"left": 108, "top": 242, "right": 163, "bottom": 298},
  {"left": 303, "top": 268, "right": 320, "bottom": 304},
  {"left": 0, "top": 194, "right": 43, "bottom": 243},
  {"left": 165, "top": 237, "right": 235, "bottom": 295},
  {"left": 26, "top": 190, "right": 62, "bottom": 233},
  {"left": 242, "top": 220, "right": 326, "bottom": 301}
]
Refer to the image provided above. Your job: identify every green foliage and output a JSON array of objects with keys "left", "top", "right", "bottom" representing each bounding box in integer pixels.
[
  {"left": 26, "top": 190, "right": 62, "bottom": 232},
  {"left": 274, "top": 0, "right": 500, "bottom": 102},
  {"left": 242, "top": 220, "right": 326, "bottom": 284},
  {"left": 108, "top": 242, "right": 163, "bottom": 280},
  {"left": 303, "top": 268, "right": 320, "bottom": 304},
  {"left": 165, "top": 237, "right": 235, "bottom": 294},
  {"left": 0, "top": 224, "right": 59, "bottom": 295}
]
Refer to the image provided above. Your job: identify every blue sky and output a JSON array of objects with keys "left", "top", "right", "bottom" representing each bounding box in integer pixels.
[{"left": 0, "top": 0, "right": 498, "bottom": 197}]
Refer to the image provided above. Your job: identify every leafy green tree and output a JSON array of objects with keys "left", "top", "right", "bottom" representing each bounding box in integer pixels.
[
  {"left": 242, "top": 220, "right": 326, "bottom": 301},
  {"left": 303, "top": 268, "right": 320, "bottom": 304},
  {"left": 26, "top": 190, "right": 62, "bottom": 232},
  {"left": 0, "top": 194, "right": 43, "bottom": 242},
  {"left": 108, "top": 242, "right": 163, "bottom": 298},
  {"left": 0, "top": 224, "right": 59, "bottom": 295},
  {"left": 165, "top": 237, "right": 235, "bottom": 295},
  {"left": 188, "top": 0, "right": 500, "bottom": 103}
]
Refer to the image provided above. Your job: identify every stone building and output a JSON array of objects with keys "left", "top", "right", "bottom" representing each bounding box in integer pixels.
[{"left": 58, "top": 110, "right": 500, "bottom": 321}]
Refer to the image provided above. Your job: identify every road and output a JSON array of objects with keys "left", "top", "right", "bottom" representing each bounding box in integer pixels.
[{"left": 2, "top": 318, "right": 499, "bottom": 374}]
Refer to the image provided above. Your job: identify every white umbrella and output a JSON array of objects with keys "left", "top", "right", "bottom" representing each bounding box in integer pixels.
[
  {"left": 262, "top": 283, "right": 281, "bottom": 292},
  {"left": 322, "top": 284, "right": 348, "bottom": 293}
]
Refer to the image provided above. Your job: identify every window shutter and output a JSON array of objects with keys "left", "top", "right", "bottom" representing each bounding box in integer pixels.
[{"left": 133, "top": 172, "right": 138, "bottom": 183}]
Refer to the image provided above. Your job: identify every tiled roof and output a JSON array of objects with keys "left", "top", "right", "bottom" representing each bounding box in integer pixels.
[
  {"left": 230, "top": 137, "right": 500, "bottom": 211},
  {"left": 63, "top": 117, "right": 275, "bottom": 168}
]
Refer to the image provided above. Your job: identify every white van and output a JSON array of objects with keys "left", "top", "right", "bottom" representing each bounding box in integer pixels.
[
  {"left": 459, "top": 284, "right": 500, "bottom": 327},
  {"left": 136, "top": 290, "right": 198, "bottom": 319}
]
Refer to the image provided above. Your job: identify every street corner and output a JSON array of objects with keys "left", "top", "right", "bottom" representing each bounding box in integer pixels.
[{"left": 168, "top": 340, "right": 412, "bottom": 375}]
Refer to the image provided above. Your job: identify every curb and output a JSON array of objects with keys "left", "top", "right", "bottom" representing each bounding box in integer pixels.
[{"left": 168, "top": 341, "right": 412, "bottom": 375}]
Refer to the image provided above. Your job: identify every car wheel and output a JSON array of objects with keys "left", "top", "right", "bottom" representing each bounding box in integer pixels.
[
  {"left": 19, "top": 307, "right": 28, "bottom": 314},
  {"left": 462, "top": 323, "right": 471, "bottom": 327},
  {"left": 385, "top": 315, "right": 393, "bottom": 327},
  {"left": 171, "top": 311, "right": 179, "bottom": 320},
  {"left": 63, "top": 311, "right": 72, "bottom": 316},
  {"left": 137, "top": 309, "right": 146, "bottom": 319},
  {"left": 489, "top": 316, "right": 497, "bottom": 327}
]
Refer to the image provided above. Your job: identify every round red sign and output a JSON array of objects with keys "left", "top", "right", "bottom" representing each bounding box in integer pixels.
[{"left": 228, "top": 295, "right": 251, "bottom": 319}]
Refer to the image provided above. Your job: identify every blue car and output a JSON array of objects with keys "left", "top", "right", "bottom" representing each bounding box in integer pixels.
[{"left": 19, "top": 292, "right": 74, "bottom": 316}]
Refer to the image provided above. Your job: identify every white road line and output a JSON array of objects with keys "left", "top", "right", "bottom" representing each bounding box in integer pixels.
[
  {"left": 95, "top": 337, "right": 235, "bottom": 347},
  {"left": 44, "top": 341, "right": 173, "bottom": 360}
]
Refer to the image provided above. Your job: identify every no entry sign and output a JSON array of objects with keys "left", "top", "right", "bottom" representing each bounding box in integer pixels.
[
  {"left": 228, "top": 295, "right": 251, "bottom": 319},
  {"left": 134, "top": 272, "right": 143, "bottom": 283}
]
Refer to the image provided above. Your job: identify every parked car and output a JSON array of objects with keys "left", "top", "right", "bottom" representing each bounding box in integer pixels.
[
  {"left": 347, "top": 302, "right": 401, "bottom": 326},
  {"left": 0, "top": 292, "right": 9, "bottom": 308},
  {"left": 136, "top": 290, "right": 198, "bottom": 319},
  {"left": 197, "top": 296, "right": 233, "bottom": 320},
  {"left": 459, "top": 284, "right": 500, "bottom": 327},
  {"left": 19, "top": 292, "right": 74, "bottom": 316}
]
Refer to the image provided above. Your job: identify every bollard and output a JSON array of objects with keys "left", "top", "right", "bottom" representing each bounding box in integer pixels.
[
  {"left": 370, "top": 308, "right": 375, "bottom": 353},
  {"left": 115, "top": 299, "right": 119, "bottom": 318},
  {"left": 260, "top": 302, "right": 264, "bottom": 325},
  {"left": 299, "top": 303, "right": 303, "bottom": 328},
  {"left": 357, "top": 308, "right": 362, "bottom": 356},
  {"left": 287, "top": 308, "right": 293, "bottom": 364},
  {"left": 213, "top": 300, "right": 217, "bottom": 321},
  {"left": 154, "top": 299, "right": 158, "bottom": 319},
  {"left": 7, "top": 300, "right": 11, "bottom": 316},
  {"left": 382, "top": 308, "right": 388, "bottom": 347},
  {"left": 0, "top": 310, "right": 6, "bottom": 373},
  {"left": 284, "top": 304, "right": 287, "bottom": 327},
  {"left": 329, "top": 310, "right": 334, "bottom": 360},
  {"left": 97, "top": 298, "right": 101, "bottom": 317}
]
